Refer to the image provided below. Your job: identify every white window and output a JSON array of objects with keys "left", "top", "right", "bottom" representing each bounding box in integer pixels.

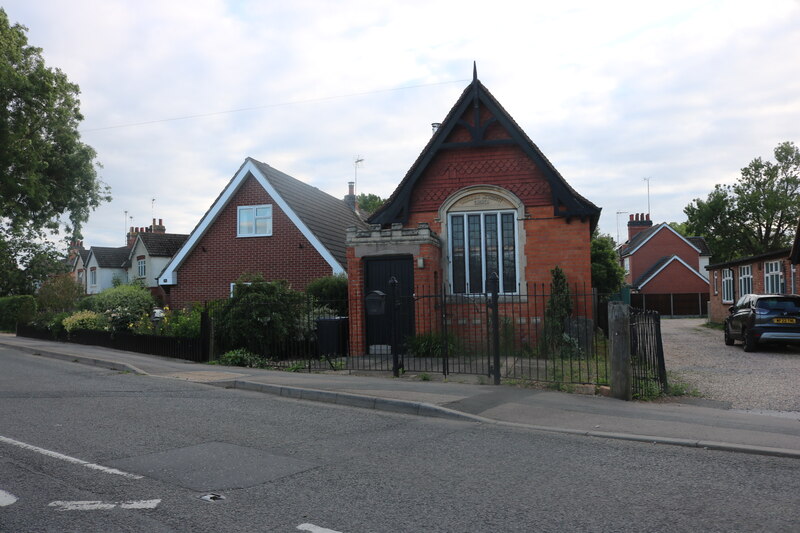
[
  {"left": 623, "top": 257, "right": 631, "bottom": 275},
  {"left": 764, "top": 261, "right": 785, "bottom": 294},
  {"left": 77, "top": 270, "right": 84, "bottom": 284},
  {"left": 137, "top": 259, "right": 146, "bottom": 278},
  {"left": 230, "top": 282, "right": 252, "bottom": 297},
  {"left": 739, "top": 265, "right": 752, "bottom": 296},
  {"left": 721, "top": 268, "right": 734, "bottom": 303},
  {"left": 237, "top": 205, "right": 272, "bottom": 237},
  {"left": 449, "top": 211, "right": 518, "bottom": 294},
  {"left": 89, "top": 269, "right": 96, "bottom": 286}
]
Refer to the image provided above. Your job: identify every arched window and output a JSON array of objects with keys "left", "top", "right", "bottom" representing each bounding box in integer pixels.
[{"left": 440, "top": 187, "right": 523, "bottom": 294}]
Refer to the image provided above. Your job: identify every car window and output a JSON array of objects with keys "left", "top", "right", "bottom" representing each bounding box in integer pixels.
[
  {"left": 735, "top": 295, "right": 750, "bottom": 307},
  {"left": 756, "top": 297, "right": 800, "bottom": 312}
]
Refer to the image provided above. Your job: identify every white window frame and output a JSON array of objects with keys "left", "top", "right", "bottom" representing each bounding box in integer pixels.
[
  {"left": 623, "top": 257, "right": 631, "bottom": 275},
  {"left": 89, "top": 269, "right": 97, "bottom": 286},
  {"left": 738, "top": 265, "right": 752, "bottom": 297},
  {"left": 230, "top": 281, "right": 253, "bottom": 298},
  {"left": 137, "top": 258, "right": 146, "bottom": 278},
  {"left": 721, "top": 268, "right": 734, "bottom": 303},
  {"left": 237, "top": 204, "right": 272, "bottom": 237},
  {"left": 764, "top": 260, "right": 785, "bottom": 294},
  {"left": 448, "top": 210, "right": 519, "bottom": 294}
]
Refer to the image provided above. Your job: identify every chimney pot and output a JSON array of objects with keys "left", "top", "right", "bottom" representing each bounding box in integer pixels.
[
  {"left": 629, "top": 214, "right": 634, "bottom": 221},
  {"left": 348, "top": 181, "right": 354, "bottom": 195}
]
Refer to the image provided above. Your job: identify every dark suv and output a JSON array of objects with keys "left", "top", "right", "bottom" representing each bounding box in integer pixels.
[{"left": 725, "top": 294, "right": 800, "bottom": 352}]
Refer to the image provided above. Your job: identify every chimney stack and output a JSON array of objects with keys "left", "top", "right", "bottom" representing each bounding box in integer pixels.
[
  {"left": 344, "top": 181, "right": 357, "bottom": 212},
  {"left": 627, "top": 212, "right": 653, "bottom": 241}
]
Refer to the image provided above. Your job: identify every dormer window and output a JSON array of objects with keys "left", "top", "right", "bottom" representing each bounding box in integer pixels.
[{"left": 237, "top": 205, "right": 272, "bottom": 237}]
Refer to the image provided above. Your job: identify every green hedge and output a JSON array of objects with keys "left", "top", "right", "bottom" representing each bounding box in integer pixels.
[{"left": 0, "top": 295, "right": 37, "bottom": 331}]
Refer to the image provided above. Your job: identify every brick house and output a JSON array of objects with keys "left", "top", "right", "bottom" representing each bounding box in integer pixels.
[
  {"left": 345, "top": 71, "right": 600, "bottom": 356},
  {"left": 158, "top": 158, "right": 367, "bottom": 308},
  {"left": 706, "top": 249, "right": 799, "bottom": 323},
  {"left": 123, "top": 220, "right": 188, "bottom": 300},
  {"left": 617, "top": 214, "right": 710, "bottom": 314}
]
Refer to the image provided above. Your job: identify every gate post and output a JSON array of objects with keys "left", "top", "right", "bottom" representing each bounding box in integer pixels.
[
  {"left": 389, "top": 276, "right": 401, "bottom": 377},
  {"left": 608, "top": 301, "right": 632, "bottom": 401},
  {"left": 200, "top": 304, "right": 211, "bottom": 362},
  {"left": 488, "top": 272, "right": 501, "bottom": 385},
  {"left": 441, "top": 283, "right": 449, "bottom": 378}
]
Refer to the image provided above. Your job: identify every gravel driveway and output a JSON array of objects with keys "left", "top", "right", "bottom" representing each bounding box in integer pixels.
[{"left": 661, "top": 318, "right": 800, "bottom": 415}]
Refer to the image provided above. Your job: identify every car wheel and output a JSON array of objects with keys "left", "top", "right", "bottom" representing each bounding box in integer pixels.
[
  {"left": 724, "top": 323, "right": 735, "bottom": 346},
  {"left": 743, "top": 329, "right": 758, "bottom": 352}
]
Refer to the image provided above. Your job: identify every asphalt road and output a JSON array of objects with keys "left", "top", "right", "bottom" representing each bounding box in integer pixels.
[{"left": 1, "top": 347, "right": 798, "bottom": 532}]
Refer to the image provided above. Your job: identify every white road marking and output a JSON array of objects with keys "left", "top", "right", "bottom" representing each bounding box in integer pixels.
[
  {"left": 297, "top": 523, "right": 343, "bottom": 533},
  {"left": 49, "top": 499, "right": 161, "bottom": 512},
  {"left": 0, "top": 489, "right": 18, "bottom": 507},
  {"left": 0, "top": 435, "right": 142, "bottom": 479}
]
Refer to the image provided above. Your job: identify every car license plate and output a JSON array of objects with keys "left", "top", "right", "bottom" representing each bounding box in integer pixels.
[{"left": 773, "top": 318, "right": 797, "bottom": 324}]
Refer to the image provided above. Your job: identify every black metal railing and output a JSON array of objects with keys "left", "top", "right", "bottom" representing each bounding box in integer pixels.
[{"left": 629, "top": 307, "right": 668, "bottom": 397}]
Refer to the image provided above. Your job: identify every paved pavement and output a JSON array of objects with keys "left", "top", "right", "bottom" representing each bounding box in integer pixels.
[{"left": 2, "top": 333, "right": 799, "bottom": 459}]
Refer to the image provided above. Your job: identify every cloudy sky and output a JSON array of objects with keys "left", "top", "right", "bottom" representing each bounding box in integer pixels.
[{"left": 5, "top": 0, "right": 800, "bottom": 247}]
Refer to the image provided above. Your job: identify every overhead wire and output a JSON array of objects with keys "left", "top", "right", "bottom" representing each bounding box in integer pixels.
[{"left": 81, "top": 78, "right": 469, "bottom": 133}]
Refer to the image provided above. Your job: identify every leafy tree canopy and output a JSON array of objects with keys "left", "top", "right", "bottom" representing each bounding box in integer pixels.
[
  {"left": 591, "top": 230, "right": 625, "bottom": 295},
  {"left": 356, "top": 193, "right": 385, "bottom": 216},
  {"left": 0, "top": 229, "right": 67, "bottom": 295},
  {"left": 684, "top": 141, "right": 800, "bottom": 263},
  {"left": 1, "top": 8, "right": 109, "bottom": 237},
  {"left": 0, "top": 9, "right": 110, "bottom": 295}
]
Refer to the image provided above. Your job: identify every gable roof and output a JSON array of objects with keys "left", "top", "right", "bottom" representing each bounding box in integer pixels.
[
  {"left": 369, "top": 67, "right": 600, "bottom": 230},
  {"left": 632, "top": 254, "right": 709, "bottom": 290},
  {"left": 137, "top": 233, "right": 189, "bottom": 257},
  {"left": 87, "top": 246, "right": 129, "bottom": 269},
  {"left": 158, "top": 158, "right": 367, "bottom": 286},
  {"left": 619, "top": 223, "right": 705, "bottom": 258},
  {"left": 124, "top": 233, "right": 189, "bottom": 268}
]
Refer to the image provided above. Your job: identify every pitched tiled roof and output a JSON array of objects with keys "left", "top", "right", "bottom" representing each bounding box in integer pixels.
[
  {"left": 369, "top": 72, "right": 600, "bottom": 230},
  {"left": 687, "top": 236, "right": 711, "bottom": 256},
  {"left": 249, "top": 159, "right": 368, "bottom": 268},
  {"left": 619, "top": 223, "right": 708, "bottom": 257},
  {"left": 90, "top": 246, "right": 129, "bottom": 268},
  {"left": 139, "top": 233, "right": 189, "bottom": 257},
  {"left": 632, "top": 255, "right": 673, "bottom": 289},
  {"left": 618, "top": 224, "right": 658, "bottom": 256}
]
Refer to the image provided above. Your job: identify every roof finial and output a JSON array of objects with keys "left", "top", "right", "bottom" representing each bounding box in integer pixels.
[{"left": 473, "top": 61, "right": 477, "bottom": 82}]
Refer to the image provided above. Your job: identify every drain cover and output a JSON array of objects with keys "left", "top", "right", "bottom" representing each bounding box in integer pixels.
[{"left": 199, "top": 493, "right": 226, "bottom": 502}]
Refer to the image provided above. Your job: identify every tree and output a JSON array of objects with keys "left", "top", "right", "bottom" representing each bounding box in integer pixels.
[
  {"left": 591, "top": 231, "right": 625, "bottom": 295},
  {"left": 36, "top": 273, "right": 84, "bottom": 312},
  {"left": 0, "top": 9, "right": 109, "bottom": 294},
  {"left": 356, "top": 193, "right": 385, "bottom": 216},
  {"left": 0, "top": 230, "right": 67, "bottom": 295},
  {"left": 684, "top": 142, "right": 800, "bottom": 262}
]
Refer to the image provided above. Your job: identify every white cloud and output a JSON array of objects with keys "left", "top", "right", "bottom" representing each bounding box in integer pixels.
[{"left": 3, "top": 0, "right": 799, "bottom": 248}]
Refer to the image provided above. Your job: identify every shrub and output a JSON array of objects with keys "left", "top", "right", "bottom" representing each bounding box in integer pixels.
[
  {"left": 540, "top": 266, "right": 573, "bottom": 358},
  {"left": 130, "top": 305, "right": 203, "bottom": 338},
  {"left": 0, "top": 295, "right": 37, "bottom": 331},
  {"left": 305, "top": 274, "right": 348, "bottom": 316},
  {"left": 36, "top": 274, "right": 84, "bottom": 313},
  {"left": 215, "top": 277, "right": 307, "bottom": 357},
  {"left": 218, "top": 348, "right": 264, "bottom": 368},
  {"left": 407, "top": 331, "right": 457, "bottom": 358},
  {"left": 62, "top": 310, "right": 108, "bottom": 333},
  {"left": 30, "top": 311, "right": 71, "bottom": 338},
  {"left": 91, "top": 284, "right": 155, "bottom": 332}
]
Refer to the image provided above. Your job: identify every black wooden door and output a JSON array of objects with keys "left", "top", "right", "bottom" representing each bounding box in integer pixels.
[{"left": 364, "top": 256, "right": 414, "bottom": 353}]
